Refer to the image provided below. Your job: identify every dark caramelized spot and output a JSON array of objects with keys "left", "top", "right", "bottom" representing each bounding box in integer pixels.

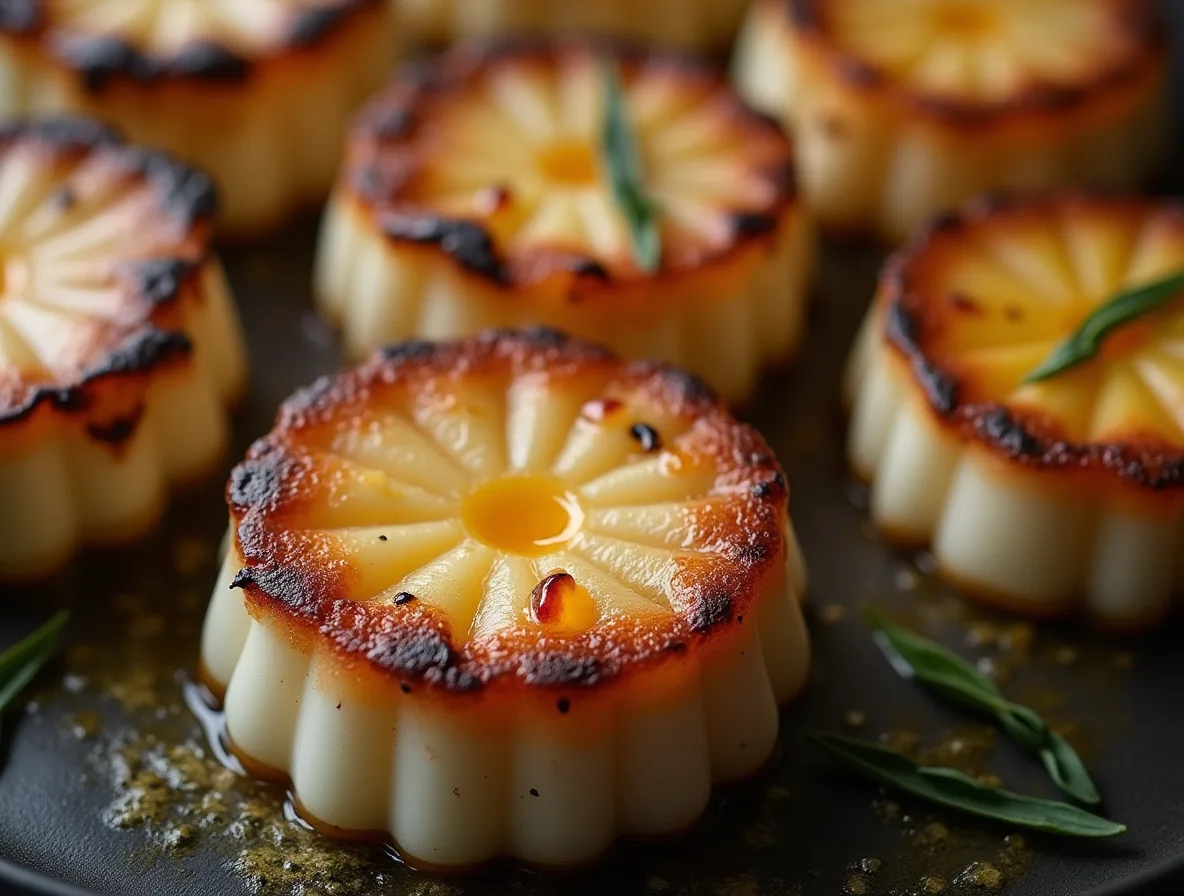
[
  {"left": 393, "top": 592, "right": 416, "bottom": 605},
  {"left": 689, "top": 591, "right": 734, "bottom": 634},
  {"left": 378, "top": 535, "right": 388, "bottom": 542},
  {"left": 381, "top": 214, "right": 508, "bottom": 285},
  {"left": 86, "top": 410, "right": 144, "bottom": 444},
  {"left": 132, "top": 258, "right": 195, "bottom": 305},
  {"left": 556, "top": 697, "right": 571, "bottom": 714},
  {"left": 629, "top": 422, "right": 661, "bottom": 453},
  {"left": 948, "top": 292, "right": 983, "bottom": 315}
]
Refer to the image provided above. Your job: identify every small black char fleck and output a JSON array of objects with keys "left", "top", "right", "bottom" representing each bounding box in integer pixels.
[
  {"left": 570, "top": 258, "right": 609, "bottom": 280},
  {"left": 378, "top": 535, "right": 388, "bottom": 542},
  {"left": 378, "top": 339, "right": 437, "bottom": 363},
  {"left": 168, "top": 41, "right": 249, "bottom": 81},
  {"left": 731, "top": 211, "right": 777, "bottom": 238},
  {"left": 229, "top": 568, "right": 254, "bottom": 590},
  {"left": 629, "top": 423, "right": 661, "bottom": 453},
  {"left": 133, "top": 258, "right": 195, "bottom": 305},
  {"left": 287, "top": 5, "right": 345, "bottom": 47},
  {"left": 399, "top": 682, "right": 412, "bottom": 694},
  {"left": 556, "top": 698, "right": 570, "bottom": 714},
  {"left": 529, "top": 788, "right": 539, "bottom": 797},
  {"left": 393, "top": 592, "right": 416, "bottom": 605}
]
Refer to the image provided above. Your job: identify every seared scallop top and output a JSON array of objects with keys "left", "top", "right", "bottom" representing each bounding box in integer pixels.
[
  {"left": 790, "top": 0, "right": 1162, "bottom": 122},
  {"left": 0, "top": 0, "right": 384, "bottom": 86},
  {"left": 341, "top": 41, "right": 798, "bottom": 291},
  {"left": 880, "top": 194, "right": 1184, "bottom": 492},
  {"left": 227, "top": 329, "right": 794, "bottom": 698},
  {"left": 0, "top": 118, "right": 216, "bottom": 428}
]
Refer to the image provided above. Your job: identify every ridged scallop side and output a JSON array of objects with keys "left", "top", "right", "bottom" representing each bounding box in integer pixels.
[{"left": 202, "top": 340, "right": 809, "bottom": 867}]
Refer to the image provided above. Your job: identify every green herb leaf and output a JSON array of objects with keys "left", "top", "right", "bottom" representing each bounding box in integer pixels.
[
  {"left": 599, "top": 59, "right": 661, "bottom": 274},
  {"left": 0, "top": 611, "right": 69, "bottom": 734},
  {"left": 808, "top": 732, "right": 1125, "bottom": 838},
  {"left": 1024, "top": 268, "right": 1184, "bottom": 383},
  {"left": 864, "top": 608, "right": 1101, "bottom": 805}
]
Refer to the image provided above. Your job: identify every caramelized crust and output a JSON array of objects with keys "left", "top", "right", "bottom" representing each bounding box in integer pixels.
[
  {"left": 785, "top": 0, "right": 1164, "bottom": 130},
  {"left": 341, "top": 39, "right": 799, "bottom": 294},
  {"left": 227, "top": 328, "right": 791, "bottom": 699},
  {"left": 0, "top": 117, "right": 218, "bottom": 442},
  {"left": 882, "top": 194, "right": 1184, "bottom": 495},
  {"left": 0, "top": 0, "right": 385, "bottom": 88}
]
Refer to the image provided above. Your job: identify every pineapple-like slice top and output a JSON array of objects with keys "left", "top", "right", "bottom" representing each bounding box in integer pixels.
[
  {"left": 3, "top": 0, "right": 384, "bottom": 78},
  {"left": 0, "top": 117, "right": 216, "bottom": 429},
  {"left": 343, "top": 41, "right": 798, "bottom": 287},
  {"left": 796, "top": 0, "right": 1160, "bottom": 112},
  {"left": 227, "top": 328, "right": 796, "bottom": 699},
  {"left": 881, "top": 193, "right": 1184, "bottom": 491}
]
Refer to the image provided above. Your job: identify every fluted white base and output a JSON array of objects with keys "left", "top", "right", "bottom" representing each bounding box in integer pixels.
[
  {"left": 0, "top": 6, "right": 395, "bottom": 234},
  {"left": 0, "top": 263, "right": 246, "bottom": 579},
  {"left": 314, "top": 198, "right": 814, "bottom": 404},
  {"left": 846, "top": 320, "right": 1182, "bottom": 629},
  {"left": 201, "top": 534, "right": 810, "bottom": 868},
  {"left": 733, "top": 0, "right": 1168, "bottom": 242}
]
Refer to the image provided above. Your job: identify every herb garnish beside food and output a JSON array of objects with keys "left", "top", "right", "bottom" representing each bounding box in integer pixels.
[
  {"left": 864, "top": 608, "right": 1101, "bottom": 805},
  {"left": 1024, "top": 268, "right": 1184, "bottom": 383},
  {"left": 808, "top": 733, "right": 1125, "bottom": 838},
  {"left": 0, "top": 611, "right": 69, "bottom": 738},
  {"left": 600, "top": 59, "right": 661, "bottom": 274}
]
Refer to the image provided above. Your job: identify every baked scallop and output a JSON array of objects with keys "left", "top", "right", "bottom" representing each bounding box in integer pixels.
[
  {"left": 0, "top": 118, "right": 246, "bottom": 580},
  {"left": 201, "top": 328, "right": 809, "bottom": 868},
  {"left": 314, "top": 42, "right": 813, "bottom": 403},
  {"left": 734, "top": 0, "right": 1168, "bottom": 242},
  {"left": 846, "top": 194, "right": 1184, "bottom": 629},
  {"left": 0, "top": 0, "right": 395, "bottom": 234},
  {"left": 398, "top": 0, "right": 749, "bottom": 50}
]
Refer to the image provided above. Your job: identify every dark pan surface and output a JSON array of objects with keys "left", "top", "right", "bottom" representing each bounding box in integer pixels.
[
  {"left": 3, "top": 1, "right": 1184, "bottom": 889},
  {"left": 0, "top": 224, "right": 1181, "bottom": 896}
]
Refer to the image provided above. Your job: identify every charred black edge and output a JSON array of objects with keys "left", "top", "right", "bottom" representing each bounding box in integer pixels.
[
  {"left": 4, "top": 0, "right": 383, "bottom": 88},
  {"left": 0, "top": 327, "right": 192, "bottom": 429},
  {"left": 225, "top": 328, "right": 785, "bottom": 692},
  {"left": 352, "top": 37, "right": 800, "bottom": 287},
  {"left": 380, "top": 212, "right": 510, "bottom": 285},
  {"left": 784, "top": 0, "right": 1165, "bottom": 127},
  {"left": 880, "top": 195, "right": 1184, "bottom": 490},
  {"left": 0, "top": 116, "right": 219, "bottom": 225},
  {"left": 127, "top": 257, "right": 201, "bottom": 305}
]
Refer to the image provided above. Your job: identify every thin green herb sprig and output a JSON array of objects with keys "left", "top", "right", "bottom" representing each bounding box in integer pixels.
[
  {"left": 808, "top": 733, "right": 1125, "bottom": 838},
  {"left": 864, "top": 608, "right": 1100, "bottom": 805},
  {"left": 1024, "top": 268, "right": 1184, "bottom": 383},
  {"left": 0, "top": 611, "right": 68, "bottom": 737},
  {"left": 599, "top": 60, "right": 661, "bottom": 273}
]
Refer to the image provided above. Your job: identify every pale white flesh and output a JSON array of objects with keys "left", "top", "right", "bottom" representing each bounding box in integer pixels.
[
  {"left": 0, "top": 137, "right": 247, "bottom": 579},
  {"left": 313, "top": 55, "right": 815, "bottom": 404},
  {"left": 204, "top": 544, "right": 808, "bottom": 868},
  {"left": 202, "top": 355, "right": 811, "bottom": 866},
  {"left": 0, "top": 1, "right": 395, "bottom": 233},
  {"left": 733, "top": 0, "right": 1167, "bottom": 242},
  {"left": 846, "top": 324, "right": 1184, "bottom": 630}
]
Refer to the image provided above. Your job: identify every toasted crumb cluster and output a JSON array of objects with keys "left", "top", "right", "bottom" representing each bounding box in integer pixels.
[
  {"left": 315, "top": 40, "right": 814, "bottom": 402},
  {"left": 846, "top": 193, "right": 1184, "bottom": 628},
  {"left": 0, "top": 0, "right": 395, "bottom": 232},
  {"left": 0, "top": 118, "right": 246, "bottom": 578},
  {"left": 203, "top": 329, "right": 809, "bottom": 866},
  {"left": 734, "top": 0, "right": 1167, "bottom": 241}
]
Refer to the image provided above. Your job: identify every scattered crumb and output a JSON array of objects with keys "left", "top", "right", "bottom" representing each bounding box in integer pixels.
[
  {"left": 956, "top": 861, "right": 1004, "bottom": 889},
  {"left": 820, "top": 603, "right": 847, "bottom": 624},
  {"left": 844, "top": 710, "right": 868, "bottom": 730}
]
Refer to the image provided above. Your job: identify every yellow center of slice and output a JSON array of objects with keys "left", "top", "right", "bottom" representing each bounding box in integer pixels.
[
  {"left": 461, "top": 475, "right": 584, "bottom": 557},
  {"left": 536, "top": 140, "right": 599, "bottom": 186}
]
